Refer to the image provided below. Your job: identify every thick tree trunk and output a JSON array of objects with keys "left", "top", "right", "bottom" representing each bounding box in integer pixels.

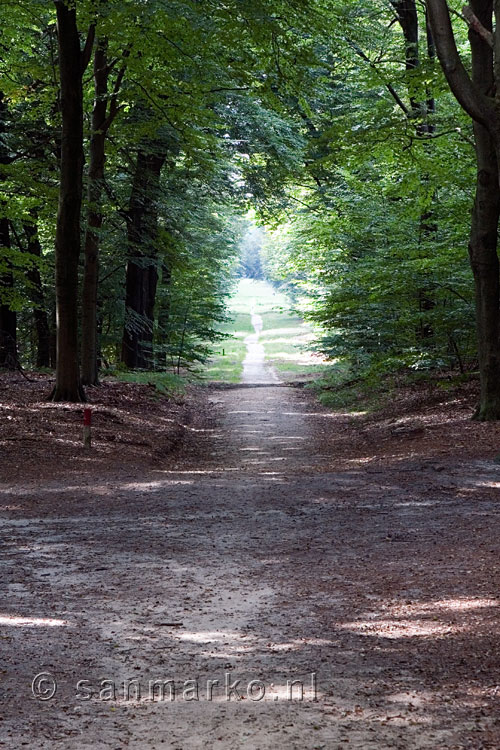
[
  {"left": 51, "top": 1, "right": 87, "bottom": 401},
  {"left": 468, "top": 0, "right": 500, "bottom": 419},
  {"left": 426, "top": 0, "right": 500, "bottom": 418},
  {"left": 24, "top": 219, "right": 50, "bottom": 368},
  {"left": 469, "top": 125, "right": 500, "bottom": 419},
  {"left": 121, "top": 149, "right": 166, "bottom": 369},
  {"left": 81, "top": 40, "right": 108, "bottom": 386}
]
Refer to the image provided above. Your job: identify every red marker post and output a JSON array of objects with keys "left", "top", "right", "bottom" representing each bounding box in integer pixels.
[{"left": 83, "top": 408, "right": 92, "bottom": 449}]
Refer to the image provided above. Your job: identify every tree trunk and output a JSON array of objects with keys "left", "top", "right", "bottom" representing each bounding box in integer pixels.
[
  {"left": 468, "top": 0, "right": 500, "bottom": 418},
  {"left": 50, "top": 1, "right": 88, "bottom": 401},
  {"left": 0, "top": 218, "right": 17, "bottom": 369},
  {"left": 393, "top": 1, "right": 437, "bottom": 340},
  {"left": 81, "top": 40, "right": 108, "bottom": 386},
  {"left": 157, "top": 262, "right": 172, "bottom": 367},
  {"left": 0, "top": 92, "right": 17, "bottom": 369},
  {"left": 49, "top": 303, "right": 57, "bottom": 369},
  {"left": 121, "top": 148, "right": 166, "bottom": 369},
  {"left": 469, "top": 125, "right": 500, "bottom": 419},
  {"left": 24, "top": 218, "right": 50, "bottom": 368},
  {"left": 426, "top": 0, "right": 500, "bottom": 418}
]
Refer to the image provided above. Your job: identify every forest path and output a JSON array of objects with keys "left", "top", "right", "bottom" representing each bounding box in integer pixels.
[
  {"left": 241, "top": 311, "right": 280, "bottom": 385},
  {"left": 2, "top": 380, "right": 500, "bottom": 748}
]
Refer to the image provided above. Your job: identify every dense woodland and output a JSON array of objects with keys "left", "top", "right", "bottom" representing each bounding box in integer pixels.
[{"left": 1, "top": 1, "right": 500, "bottom": 418}]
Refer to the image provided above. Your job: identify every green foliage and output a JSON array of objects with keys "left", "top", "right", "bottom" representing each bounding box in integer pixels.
[
  {"left": 115, "top": 370, "right": 186, "bottom": 398},
  {"left": 0, "top": 0, "right": 484, "bottom": 398},
  {"left": 237, "top": 225, "right": 265, "bottom": 279},
  {"left": 259, "top": 0, "right": 478, "bottom": 389}
]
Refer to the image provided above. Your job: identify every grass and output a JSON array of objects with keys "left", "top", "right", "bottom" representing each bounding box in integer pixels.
[
  {"left": 310, "top": 365, "right": 433, "bottom": 414},
  {"left": 203, "top": 278, "right": 333, "bottom": 384},
  {"left": 310, "top": 368, "right": 384, "bottom": 412},
  {"left": 202, "top": 328, "right": 248, "bottom": 383},
  {"left": 112, "top": 370, "right": 187, "bottom": 398}
]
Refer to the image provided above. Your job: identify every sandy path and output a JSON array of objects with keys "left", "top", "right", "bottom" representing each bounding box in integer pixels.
[
  {"left": 242, "top": 313, "right": 280, "bottom": 385},
  {"left": 1, "top": 375, "right": 500, "bottom": 747}
]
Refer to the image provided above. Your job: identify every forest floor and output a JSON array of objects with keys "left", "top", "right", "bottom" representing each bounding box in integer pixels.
[{"left": 1, "top": 362, "right": 500, "bottom": 748}]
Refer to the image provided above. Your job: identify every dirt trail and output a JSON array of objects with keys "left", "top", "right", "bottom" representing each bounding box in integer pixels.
[
  {"left": 1, "top": 374, "right": 500, "bottom": 748},
  {"left": 242, "top": 313, "right": 280, "bottom": 385}
]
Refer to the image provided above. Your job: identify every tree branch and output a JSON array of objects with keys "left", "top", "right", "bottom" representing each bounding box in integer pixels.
[
  {"left": 346, "top": 38, "right": 410, "bottom": 115},
  {"left": 103, "top": 47, "right": 131, "bottom": 129},
  {"left": 462, "top": 5, "right": 493, "bottom": 47},
  {"left": 81, "top": 23, "right": 96, "bottom": 74},
  {"left": 425, "top": 0, "right": 494, "bottom": 127}
]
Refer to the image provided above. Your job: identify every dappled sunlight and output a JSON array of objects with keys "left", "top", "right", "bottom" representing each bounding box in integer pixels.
[
  {"left": 120, "top": 479, "right": 194, "bottom": 490},
  {"left": 176, "top": 630, "right": 244, "bottom": 644},
  {"left": 270, "top": 352, "right": 325, "bottom": 366},
  {"left": 281, "top": 409, "right": 368, "bottom": 418},
  {"left": 0, "top": 614, "right": 71, "bottom": 627},
  {"left": 339, "top": 618, "right": 464, "bottom": 638},
  {"left": 415, "top": 598, "right": 499, "bottom": 613},
  {"left": 260, "top": 326, "right": 308, "bottom": 338},
  {"left": 155, "top": 469, "right": 221, "bottom": 475},
  {"left": 337, "top": 597, "right": 499, "bottom": 639},
  {"left": 386, "top": 690, "right": 434, "bottom": 708},
  {"left": 265, "top": 435, "right": 305, "bottom": 441}
]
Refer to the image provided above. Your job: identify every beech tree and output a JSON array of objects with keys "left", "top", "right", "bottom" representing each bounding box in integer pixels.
[
  {"left": 2, "top": 0, "right": 499, "bottom": 421},
  {"left": 121, "top": 144, "right": 167, "bottom": 369},
  {"left": 51, "top": 0, "right": 94, "bottom": 401},
  {"left": 426, "top": 0, "right": 500, "bottom": 419},
  {"left": 0, "top": 93, "right": 17, "bottom": 369},
  {"left": 81, "top": 38, "right": 128, "bottom": 385}
]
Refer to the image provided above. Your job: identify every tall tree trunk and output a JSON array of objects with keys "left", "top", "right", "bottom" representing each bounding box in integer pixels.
[
  {"left": 0, "top": 93, "right": 17, "bottom": 369},
  {"left": 0, "top": 218, "right": 17, "bottom": 369},
  {"left": 426, "top": 0, "right": 500, "bottom": 418},
  {"left": 393, "top": 1, "right": 437, "bottom": 340},
  {"left": 157, "top": 262, "right": 172, "bottom": 368},
  {"left": 80, "top": 39, "right": 127, "bottom": 384},
  {"left": 50, "top": 1, "right": 92, "bottom": 401},
  {"left": 468, "top": 0, "right": 500, "bottom": 418},
  {"left": 81, "top": 39, "right": 108, "bottom": 386},
  {"left": 121, "top": 148, "right": 166, "bottom": 369},
  {"left": 469, "top": 124, "right": 500, "bottom": 418},
  {"left": 24, "top": 218, "right": 50, "bottom": 368},
  {"left": 49, "top": 303, "right": 57, "bottom": 369}
]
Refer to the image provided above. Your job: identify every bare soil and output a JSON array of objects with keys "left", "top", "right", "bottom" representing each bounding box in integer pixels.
[{"left": 1, "top": 372, "right": 499, "bottom": 749}]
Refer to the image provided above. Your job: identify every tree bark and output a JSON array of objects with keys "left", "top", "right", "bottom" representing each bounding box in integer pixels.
[
  {"left": 468, "top": 0, "right": 500, "bottom": 418},
  {"left": 469, "top": 125, "right": 500, "bottom": 418},
  {"left": 426, "top": 0, "right": 500, "bottom": 418},
  {"left": 426, "top": 0, "right": 494, "bottom": 125},
  {"left": 0, "top": 93, "right": 17, "bottom": 369},
  {"left": 81, "top": 40, "right": 108, "bottom": 386},
  {"left": 24, "top": 218, "right": 50, "bottom": 368},
  {"left": 0, "top": 218, "right": 17, "bottom": 369},
  {"left": 121, "top": 148, "right": 166, "bottom": 369},
  {"left": 50, "top": 0, "right": 89, "bottom": 401},
  {"left": 393, "top": 1, "right": 436, "bottom": 339}
]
